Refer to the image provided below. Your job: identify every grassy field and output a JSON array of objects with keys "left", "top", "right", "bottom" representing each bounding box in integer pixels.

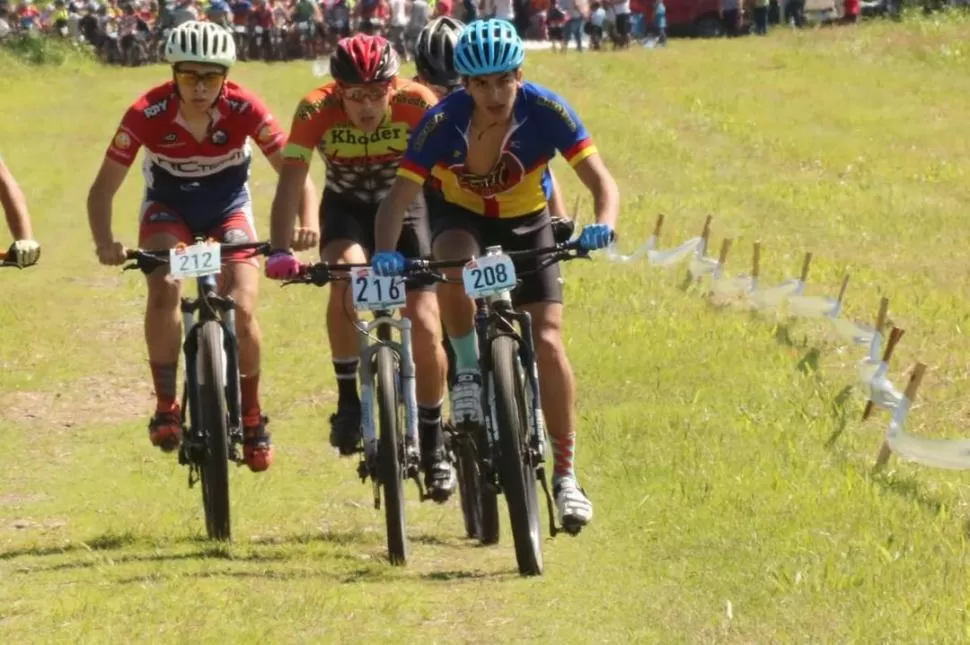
[{"left": 3, "top": 17, "right": 970, "bottom": 643}]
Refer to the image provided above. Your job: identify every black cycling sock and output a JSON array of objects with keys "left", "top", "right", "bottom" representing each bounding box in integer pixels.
[
  {"left": 418, "top": 402, "right": 443, "bottom": 458},
  {"left": 333, "top": 358, "right": 360, "bottom": 407}
]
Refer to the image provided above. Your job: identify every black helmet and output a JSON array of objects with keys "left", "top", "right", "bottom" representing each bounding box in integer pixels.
[{"left": 413, "top": 16, "right": 465, "bottom": 90}]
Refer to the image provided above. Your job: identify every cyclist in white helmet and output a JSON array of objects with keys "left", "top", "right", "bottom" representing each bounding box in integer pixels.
[{"left": 86, "top": 20, "right": 318, "bottom": 473}]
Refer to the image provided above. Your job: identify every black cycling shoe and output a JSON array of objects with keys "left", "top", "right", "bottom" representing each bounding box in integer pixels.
[
  {"left": 422, "top": 448, "right": 457, "bottom": 504},
  {"left": 329, "top": 401, "right": 362, "bottom": 456}
]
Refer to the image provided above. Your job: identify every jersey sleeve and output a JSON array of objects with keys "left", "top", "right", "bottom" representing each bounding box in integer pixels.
[
  {"left": 398, "top": 107, "right": 448, "bottom": 186},
  {"left": 104, "top": 105, "right": 146, "bottom": 167},
  {"left": 240, "top": 91, "right": 286, "bottom": 156},
  {"left": 534, "top": 89, "right": 598, "bottom": 169},
  {"left": 282, "top": 92, "right": 330, "bottom": 167}
]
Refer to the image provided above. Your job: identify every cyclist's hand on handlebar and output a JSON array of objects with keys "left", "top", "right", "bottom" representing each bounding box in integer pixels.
[
  {"left": 291, "top": 226, "right": 319, "bottom": 252},
  {"left": 265, "top": 250, "right": 302, "bottom": 280},
  {"left": 372, "top": 250, "right": 405, "bottom": 276},
  {"left": 96, "top": 241, "right": 127, "bottom": 266},
  {"left": 577, "top": 223, "right": 615, "bottom": 251},
  {"left": 7, "top": 240, "right": 41, "bottom": 267}
]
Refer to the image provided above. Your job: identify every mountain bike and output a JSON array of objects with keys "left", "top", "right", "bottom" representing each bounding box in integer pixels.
[
  {"left": 444, "top": 216, "right": 576, "bottom": 545},
  {"left": 409, "top": 238, "right": 595, "bottom": 576},
  {"left": 124, "top": 238, "right": 270, "bottom": 541},
  {"left": 282, "top": 260, "right": 437, "bottom": 565}
]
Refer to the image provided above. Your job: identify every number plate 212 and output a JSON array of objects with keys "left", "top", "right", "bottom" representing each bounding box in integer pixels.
[
  {"left": 462, "top": 253, "right": 517, "bottom": 298},
  {"left": 169, "top": 242, "right": 221, "bottom": 279}
]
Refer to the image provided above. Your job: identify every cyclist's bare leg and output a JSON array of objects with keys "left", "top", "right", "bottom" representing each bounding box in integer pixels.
[
  {"left": 142, "top": 231, "right": 184, "bottom": 450},
  {"left": 403, "top": 289, "right": 454, "bottom": 501},
  {"left": 218, "top": 260, "right": 272, "bottom": 471},
  {"left": 323, "top": 238, "right": 368, "bottom": 454},
  {"left": 432, "top": 229, "right": 478, "bottom": 339},
  {"left": 432, "top": 228, "right": 483, "bottom": 426},
  {"left": 522, "top": 301, "right": 592, "bottom": 529}
]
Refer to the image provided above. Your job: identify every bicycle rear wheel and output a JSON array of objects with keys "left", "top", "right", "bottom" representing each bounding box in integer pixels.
[
  {"left": 454, "top": 431, "right": 483, "bottom": 539},
  {"left": 376, "top": 345, "right": 407, "bottom": 565},
  {"left": 197, "top": 321, "right": 231, "bottom": 541},
  {"left": 491, "top": 336, "right": 543, "bottom": 576}
]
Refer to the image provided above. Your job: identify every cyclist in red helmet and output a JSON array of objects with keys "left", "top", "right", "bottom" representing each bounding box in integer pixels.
[{"left": 264, "top": 34, "right": 456, "bottom": 502}]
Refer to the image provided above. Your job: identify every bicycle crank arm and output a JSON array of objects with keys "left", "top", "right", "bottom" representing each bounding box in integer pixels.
[{"left": 537, "top": 466, "right": 563, "bottom": 538}]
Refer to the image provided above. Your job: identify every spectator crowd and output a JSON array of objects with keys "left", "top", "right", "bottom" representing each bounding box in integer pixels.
[{"left": 0, "top": 0, "right": 908, "bottom": 67}]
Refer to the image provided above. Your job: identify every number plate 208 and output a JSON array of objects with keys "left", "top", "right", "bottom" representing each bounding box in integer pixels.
[
  {"left": 169, "top": 242, "right": 221, "bottom": 279},
  {"left": 462, "top": 253, "right": 517, "bottom": 298},
  {"left": 350, "top": 267, "right": 407, "bottom": 312}
]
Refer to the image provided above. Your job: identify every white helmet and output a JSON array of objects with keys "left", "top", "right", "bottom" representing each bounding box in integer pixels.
[{"left": 165, "top": 21, "right": 236, "bottom": 69}]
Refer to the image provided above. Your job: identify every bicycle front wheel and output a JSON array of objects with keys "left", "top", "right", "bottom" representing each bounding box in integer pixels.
[
  {"left": 197, "top": 321, "right": 231, "bottom": 541},
  {"left": 376, "top": 345, "right": 407, "bottom": 565},
  {"left": 491, "top": 336, "right": 543, "bottom": 576}
]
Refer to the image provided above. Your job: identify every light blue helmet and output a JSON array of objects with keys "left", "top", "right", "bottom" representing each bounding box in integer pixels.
[{"left": 454, "top": 19, "right": 525, "bottom": 77}]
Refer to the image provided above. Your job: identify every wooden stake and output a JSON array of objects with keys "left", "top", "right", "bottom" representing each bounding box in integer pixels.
[
  {"left": 652, "top": 213, "right": 665, "bottom": 239},
  {"left": 716, "top": 238, "right": 733, "bottom": 267},
  {"left": 875, "top": 362, "right": 926, "bottom": 468},
  {"left": 875, "top": 297, "right": 889, "bottom": 336},
  {"left": 862, "top": 326, "right": 905, "bottom": 421},
  {"left": 700, "top": 215, "right": 713, "bottom": 254},
  {"left": 835, "top": 273, "right": 851, "bottom": 308},
  {"left": 752, "top": 241, "right": 761, "bottom": 280},
  {"left": 799, "top": 252, "right": 813, "bottom": 283}
]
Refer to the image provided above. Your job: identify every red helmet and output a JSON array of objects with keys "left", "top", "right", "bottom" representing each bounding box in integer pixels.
[{"left": 330, "top": 34, "right": 400, "bottom": 84}]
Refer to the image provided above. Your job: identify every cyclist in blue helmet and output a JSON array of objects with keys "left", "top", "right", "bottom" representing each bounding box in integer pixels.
[{"left": 372, "top": 18, "right": 620, "bottom": 533}]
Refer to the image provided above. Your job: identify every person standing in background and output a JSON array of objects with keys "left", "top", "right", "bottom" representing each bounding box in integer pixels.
[
  {"left": 653, "top": 0, "right": 665, "bottom": 45},
  {"left": 610, "top": 0, "right": 630, "bottom": 47},
  {"left": 753, "top": 0, "right": 768, "bottom": 33},
  {"left": 719, "top": 0, "right": 739, "bottom": 36},
  {"left": 547, "top": 0, "right": 565, "bottom": 49},
  {"left": 588, "top": 0, "right": 604, "bottom": 49},
  {"left": 559, "top": 0, "right": 584, "bottom": 51}
]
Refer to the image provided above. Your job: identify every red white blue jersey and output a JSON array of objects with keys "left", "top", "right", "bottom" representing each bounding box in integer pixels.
[{"left": 105, "top": 81, "right": 285, "bottom": 231}]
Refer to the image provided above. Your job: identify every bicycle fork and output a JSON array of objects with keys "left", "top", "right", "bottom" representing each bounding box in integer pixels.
[{"left": 356, "top": 315, "right": 423, "bottom": 507}]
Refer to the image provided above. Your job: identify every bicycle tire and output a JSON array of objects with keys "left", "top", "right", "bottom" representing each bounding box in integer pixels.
[
  {"left": 197, "top": 321, "right": 231, "bottom": 541},
  {"left": 491, "top": 336, "right": 543, "bottom": 576},
  {"left": 376, "top": 345, "right": 407, "bottom": 565},
  {"left": 455, "top": 433, "right": 483, "bottom": 539},
  {"left": 477, "top": 421, "right": 501, "bottom": 546}
]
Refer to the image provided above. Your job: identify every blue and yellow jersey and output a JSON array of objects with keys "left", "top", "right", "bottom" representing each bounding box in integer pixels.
[{"left": 398, "top": 82, "right": 597, "bottom": 219}]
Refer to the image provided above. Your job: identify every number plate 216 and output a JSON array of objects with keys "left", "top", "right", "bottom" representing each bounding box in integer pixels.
[
  {"left": 462, "top": 253, "right": 517, "bottom": 298},
  {"left": 350, "top": 267, "right": 407, "bottom": 312}
]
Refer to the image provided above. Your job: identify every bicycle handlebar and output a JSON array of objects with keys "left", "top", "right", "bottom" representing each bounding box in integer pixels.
[
  {"left": 282, "top": 240, "right": 593, "bottom": 288},
  {"left": 123, "top": 241, "right": 272, "bottom": 272}
]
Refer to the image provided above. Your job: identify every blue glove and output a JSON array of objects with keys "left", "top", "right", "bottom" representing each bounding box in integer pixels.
[
  {"left": 372, "top": 250, "right": 406, "bottom": 276},
  {"left": 577, "top": 223, "right": 615, "bottom": 251}
]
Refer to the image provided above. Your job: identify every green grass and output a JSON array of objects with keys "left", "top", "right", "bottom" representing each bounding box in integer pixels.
[{"left": 4, "top": 18, "right": 970, "bottom": 643}]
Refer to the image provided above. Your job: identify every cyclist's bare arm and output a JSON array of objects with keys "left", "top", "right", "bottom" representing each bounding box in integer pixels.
[
  {"left": 547, "top": 168, "right": 567, "bottom": 220},
  {"left": 86, "top": 157, "right": 130, "bottom": 249},
  {"left": 572, "top": 152, "right": 619, "bottom": 228},
  {"left": 269, "top": 162, "right": 311, "bottom": 250},
  {"left": 374, "top": 176, "right": 423, "bottom": 252},
  {"left": 266, "top": 150, "right": 317, "bottom": 232},
  {"left": 0, "top": 157, "right": 34, "bottom": 240}
]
